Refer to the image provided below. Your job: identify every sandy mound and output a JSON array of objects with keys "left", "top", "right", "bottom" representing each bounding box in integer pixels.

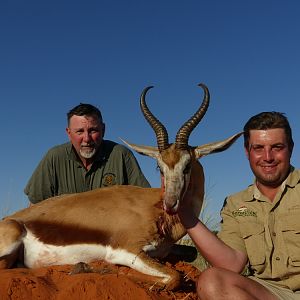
[{"left": 0, "top": 260, "right": 201, "bottom": 299}]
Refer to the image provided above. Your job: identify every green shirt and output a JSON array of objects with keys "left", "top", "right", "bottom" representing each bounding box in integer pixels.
[
  {"left": 24, "top": 140, "right": 150, "bottom": 203},
  {"left": 218, "top": 167, "right": 300, "bottom": 291}
]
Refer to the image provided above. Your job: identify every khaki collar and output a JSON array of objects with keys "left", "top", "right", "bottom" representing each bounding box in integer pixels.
[{"left": 244, "top": 166, "right": 300, "bottom": 202}]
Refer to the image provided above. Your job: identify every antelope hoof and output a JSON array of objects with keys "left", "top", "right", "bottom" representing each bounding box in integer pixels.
[{"left": 164, "top": 270, "right": 181, "bottom": 290}]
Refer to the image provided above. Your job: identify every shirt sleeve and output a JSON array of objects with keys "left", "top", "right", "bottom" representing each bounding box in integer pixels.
[
  {"left": 24, "top": 151, "right": 56, "bottom": 204},
  {"left": 123, "top": 148, "right": 151, "bottom": 188}
]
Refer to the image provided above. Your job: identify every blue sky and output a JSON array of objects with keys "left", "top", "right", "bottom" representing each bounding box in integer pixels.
[{"left": 1, "top": 1, "right": 300, "bottom": 223}]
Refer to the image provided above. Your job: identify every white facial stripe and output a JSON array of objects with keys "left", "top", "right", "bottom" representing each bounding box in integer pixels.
[{"left": 159, "top": 152, "right": 191, "bottom": 208}]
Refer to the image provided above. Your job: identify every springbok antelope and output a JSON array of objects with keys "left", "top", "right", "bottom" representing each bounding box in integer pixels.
[{"left": 0, "top": 83, "right": 242, "bottom": 290}]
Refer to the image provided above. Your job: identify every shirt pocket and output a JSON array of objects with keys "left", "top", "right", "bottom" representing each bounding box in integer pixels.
[
  {"left": 281, "top": 215, "right": 300, "bottom": 266},
  {"left": 240, "top": 223, "right": 266, "bottom": 270}
]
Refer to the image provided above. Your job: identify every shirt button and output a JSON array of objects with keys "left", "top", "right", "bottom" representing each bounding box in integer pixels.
[
  {"left": 272, "top": 232, "right": 276, "bottom": 236},
  {"left": 276, "top": 257, "right": 280, "bottom": 261}
]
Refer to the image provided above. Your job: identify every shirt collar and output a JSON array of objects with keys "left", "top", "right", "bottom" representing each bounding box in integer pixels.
[
  {"left": 244, "top": 166, "right": 299, "bottom": 202},
  {"left": 285, "top": 166, "right": 300, "bottom": 188}
]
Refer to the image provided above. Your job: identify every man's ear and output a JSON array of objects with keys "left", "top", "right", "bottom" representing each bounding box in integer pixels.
[
  {"left": 244, "top": 146, "right": 250, "bottom": 160},
  {"left": 102, "top": 123, "right": 106, "bottom": 138},
  {"left": 66, "top": 127, "right": 71, "bottom": 140}
]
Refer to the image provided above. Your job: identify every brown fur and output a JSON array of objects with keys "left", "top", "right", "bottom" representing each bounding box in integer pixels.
[
  {"left": 0, "top": 219, "right": 24, "bottom": 268},
  {"left": 4, "top": 185, "right": 194, "bottom": 255},
  {"left": 161, "top": 145, "right": 183, "bottom": 169}
]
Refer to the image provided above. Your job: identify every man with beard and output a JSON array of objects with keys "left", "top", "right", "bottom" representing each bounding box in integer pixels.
[
  {"left": 179, "top": 112, "right": 300, "bottom": 299},
  {"left": 25, "top": 103, "right": 150, "bottom": 204}
]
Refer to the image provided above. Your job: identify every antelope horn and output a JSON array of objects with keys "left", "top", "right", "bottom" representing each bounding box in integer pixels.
[
  {"left": 140, "top": 86, "right": 169, "bottom": 151},
  {"left": 175, "top": 83, "right": 210, "bottom": 150}
]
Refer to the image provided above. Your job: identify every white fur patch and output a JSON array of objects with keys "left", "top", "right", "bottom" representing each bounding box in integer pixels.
[
  {"left": 22, "top": 229, "right": 170, "bottom": 283},
  {"left": 23, "top": 230, "right": 107, "bottom": 268}
]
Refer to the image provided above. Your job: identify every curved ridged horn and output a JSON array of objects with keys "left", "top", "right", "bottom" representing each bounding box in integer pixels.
[
  {"left": 140, "top": 86, "right": 169, "bottom": 151},
  {"left": 175, "top": 83, "right": 210, "bottom": 150}
]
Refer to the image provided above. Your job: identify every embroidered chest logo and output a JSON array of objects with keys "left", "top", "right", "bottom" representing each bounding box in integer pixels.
[
  {"left": 232, "top": 206, "right": 257, "bottom": 217},
  {"left": 103, "top": 173, "right": 116, "bottom": 186}
]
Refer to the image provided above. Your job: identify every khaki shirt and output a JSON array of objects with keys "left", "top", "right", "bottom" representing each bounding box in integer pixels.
[
  {"left": 218, "top": 167, "right": 300, "bottom": 291},
  {"left": 24, "top": 140, "right": 150, "bottom": 203}
]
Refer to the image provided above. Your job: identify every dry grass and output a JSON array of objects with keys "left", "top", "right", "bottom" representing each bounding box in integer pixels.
[
  {"left": 176, "top": 237, "right": 251, "bottom": 276},
  {"left": 176, "top": 237, "right": 209, "bottom": 271}
]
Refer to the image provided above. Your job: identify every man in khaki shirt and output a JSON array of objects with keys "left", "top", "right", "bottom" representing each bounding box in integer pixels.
[{"left": 179, "top": 111, "right": 300, "bottom": 299}]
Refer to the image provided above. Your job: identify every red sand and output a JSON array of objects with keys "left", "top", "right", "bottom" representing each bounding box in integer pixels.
[{"left": 0, "top": 260, "right": 201, "bottom": 299}]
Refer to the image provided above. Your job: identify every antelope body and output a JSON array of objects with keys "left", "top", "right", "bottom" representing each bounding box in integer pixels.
[{"left": 0, "top": 83, "right": 242, "bottom": 289}]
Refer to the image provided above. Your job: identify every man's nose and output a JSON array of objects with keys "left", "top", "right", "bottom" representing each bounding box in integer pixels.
[
  {"left": 263, "top": 147, "right": 274, "bottom": 161},
  {"left": 82, "top": 131, "right": 92, "bottom": 142}
]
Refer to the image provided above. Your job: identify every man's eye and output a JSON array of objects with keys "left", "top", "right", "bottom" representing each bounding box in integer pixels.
[
  {"left": 251, "top": 146, "right": 263, "bottom": 152},
  {"left": 91, "top": 130, "right": 99, "bottom": 134},
  {"left": 88, "top": 128, "right": 100, "bottom": 134},
  {"left": 272, "top": 145, "right": 285, "bottom": 151}
]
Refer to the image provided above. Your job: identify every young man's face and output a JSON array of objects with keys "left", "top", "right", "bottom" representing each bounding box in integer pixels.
[
  {"left": 66, "top": 114, "right": 105, "bottom": 160},
  {"left": 245, "top": 128, "right": 292, "bottom": 188}
]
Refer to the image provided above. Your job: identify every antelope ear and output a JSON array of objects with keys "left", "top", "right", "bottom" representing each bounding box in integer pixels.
[
  {"left": 120, "top": 138, "right": 160, "bottom": 159},
  {"left": 194, "top": 132, "right": 243, "bottom": 159}
]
